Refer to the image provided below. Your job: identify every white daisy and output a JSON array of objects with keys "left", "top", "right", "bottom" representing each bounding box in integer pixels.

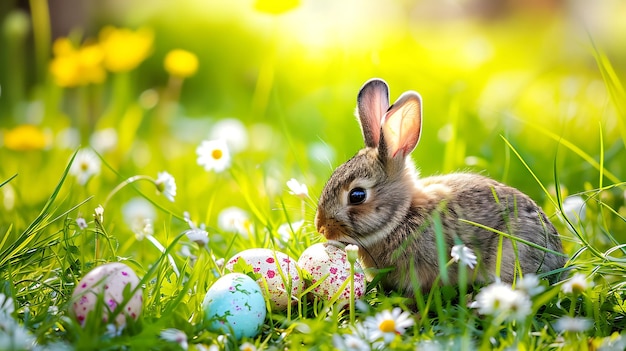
[
  {"left": 181, "top": 212, "right": 208, "bottom": 245},
  {"left": 122, "top": 197, "right": 156, "bottom": 240},
  {"left": 554, "top": 316, "right": 593, "bottom": 333},
  {"left": 197, "top": 139, "right": 231, "bottom": 173},
  {"left": 516, "top": 274, "right": 545, "bottom": 297},
  {"left": 155, "top": 171, "right": 177, "bottom": 202},
  {"left": 0, "top": 321, "right": 36, "bottom": 350},
  {"left": 90, "top": 128, "right": 118, "bottom": 153},
  {"left": 287, "top": 178, "right": 309, "bottom": 199},
  {"left": 70, "top": 148, "right": 101, "bottom": 185},
  {"left": 193, "top": 345, "right": 218, "bottom": 351},
  {"left": 561, "top": 273, "right": 591, "bottom": 295},
  {"left": 363, "top": 307, "right": 414, "bottom": 344},
  {"left": 217, "top": 206, "right": 253, "bottom": 236},
  {"left": 471, "top": 282, "right": 514, "bottom": 315},
  {"left": 0, "top": 293, "right": 14, "bottom": 316},
  {"left": 56, "top": 127, "right": 80, "bottom": 150},
  {"left": 239, "top": 342, "right": 256, "bottom": 351},
  {"left": 160, "top": 328, "right": 188, "bottom": 350},
  {"left": 450, "top": 244, "right": 477, "bottom": 269},
  {"left": 209, "top": 118, "right": 249, "bottom": 153},
  {"left": 471, "top": 282, "right": 531, "bottom": 322},
  {"left": 415, "top": 339, "right": 445, "bottom": 351},
  {"left": 276, "top": 220, "right": 304, "bottom": 242},
  {"left": 506, "top": 290, "right": 533, "bottom": 322},
  {"left": 184, "top": 226, "right": 209, "bottom": 246},
  {"left": 562, "top": 195, "right": 586, "bottom": 224},
  {"left": 178, "top": 245, "right": 197, "bottom": 261},
  {"left": 599, "top": 332, "right": 626, "bottom": 351},
  {"left": 332, "top": 333, "right": 371, "bottom": 351},
  {"left": 104, "top": 323, "right": 124, "bottom": 338}
]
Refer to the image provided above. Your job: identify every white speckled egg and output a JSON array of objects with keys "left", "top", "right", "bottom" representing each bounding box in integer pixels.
[
  {"left": 71, "top": 262, "right": 143, "bottom": 326},
  {"left": 225, "top": 248, "right": 302, "bottom": 311},
  {"left": 298, "top": 242, "right": 366, "bottom": 303},
  {"left": 203, "top": 273, "right": 266, "bottom": 339}
]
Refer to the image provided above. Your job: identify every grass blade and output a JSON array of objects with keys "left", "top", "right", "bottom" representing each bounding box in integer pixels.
[
  {"left": 517, "top": 123, "right": 621, "bottom": 184},
  {"left": 500, "top": 136, "right": 558, "bottom": 208},
  {"left": 0, "top": 174, "right": 18, "bottom": 188}
]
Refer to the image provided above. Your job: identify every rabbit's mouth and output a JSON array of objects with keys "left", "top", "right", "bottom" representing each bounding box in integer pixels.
[
  {"left": 326, "top": 240, "right": 349, "bottom": 249},
  {"left": 322, "top": 230, "right": 356, "bottom": 247}
]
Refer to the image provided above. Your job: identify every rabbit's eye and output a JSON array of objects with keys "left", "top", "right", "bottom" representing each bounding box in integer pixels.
[{"left": 348, "top": 188, "right": 367, "bottom": 205}]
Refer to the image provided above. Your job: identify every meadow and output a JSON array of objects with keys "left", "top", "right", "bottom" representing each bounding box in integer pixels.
[{"left": 0, "top": 0, "right": 626, "bottom": 350}]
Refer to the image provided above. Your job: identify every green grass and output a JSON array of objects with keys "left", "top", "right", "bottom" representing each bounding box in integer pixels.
[{"left": 1, "top": 1, "right": 626, "bottom": 350}]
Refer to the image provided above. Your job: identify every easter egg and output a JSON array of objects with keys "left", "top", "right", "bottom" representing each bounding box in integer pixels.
[
  {"left": 298, "top": 242, "right": 366, "bottom": 303},
  {"left": 203, "top": 273, "right": 266, "bottom": 339},
  {"left": 70, "top": 262, "right": 143, "bottom": 326},
  {"left": 225, "top": 248, "right": 302, "bottom": 310}
]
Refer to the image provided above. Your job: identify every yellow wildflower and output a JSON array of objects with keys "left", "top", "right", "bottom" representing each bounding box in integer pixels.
[
  {"left": 164, "top": 49, "right": 199, "bottom": 78},
  {"left": 254, "top": 0, "right": 300, "bottom": 14},
  {"left": 77, "top": 44, "right": 106, "bottom": 83},
  {"left": 3, "top": 125, "right": 49, "bottom": 151},
  {"left": 99, "top": 26, "right": 153, "bottom": 72},
  {"left": 49, "top": 38, "right": 105, "bottom": 87},
  {"left": 49, "top": 54, "right": 80, "bottom": 87},
  {"left": 52, "top": 37, "right": 74, "bottom": 56}
]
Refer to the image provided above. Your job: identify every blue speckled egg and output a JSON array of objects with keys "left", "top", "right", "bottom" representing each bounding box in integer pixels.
[{"left": 202, "top": 273, "right": 266, "bottom": 339}]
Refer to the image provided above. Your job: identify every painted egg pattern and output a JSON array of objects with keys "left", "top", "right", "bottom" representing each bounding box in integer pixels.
[
  {"left": 298, "top": 242, "right": 366, "bottom": 303},
  {"left": 226, "top": 248, "right": 302, "bottom": 310},
  {"left": 203, "top": 273, "right": 266, "bottom": 340},
  {"left": 71, "top": 262, "right": 143, "bottom": 326}
]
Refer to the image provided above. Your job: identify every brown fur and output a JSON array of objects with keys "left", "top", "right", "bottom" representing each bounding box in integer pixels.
[{"left": 315, "top": 79, "right": 566, "bottom": 296}]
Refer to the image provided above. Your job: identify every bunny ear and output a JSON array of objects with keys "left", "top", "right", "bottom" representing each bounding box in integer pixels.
[
  {"left": 357, "top": 78, "right": 390, "bottom": 148},
  {"left": 380, "top": 91, "right": 422, "bottom": 159}
]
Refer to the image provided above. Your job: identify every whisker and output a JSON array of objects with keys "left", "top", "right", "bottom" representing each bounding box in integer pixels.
[
  {"left": 353, "top": 236, "right": 379, "bottom": 270},
  {"left": 333, "top": 231, "right": 380, "bottom": 271}
]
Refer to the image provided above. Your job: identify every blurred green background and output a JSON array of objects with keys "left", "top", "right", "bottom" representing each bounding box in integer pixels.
[{"left": 0, "top": 0, "right": 625, "bottom": 257}]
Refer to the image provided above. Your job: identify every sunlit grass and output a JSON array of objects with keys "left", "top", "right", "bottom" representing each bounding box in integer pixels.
[{"left": 0, "top": 0, "right": 625, "bottom": 350}]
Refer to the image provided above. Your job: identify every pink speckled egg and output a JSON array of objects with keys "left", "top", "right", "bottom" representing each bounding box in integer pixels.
[
  {"left": 70, "top": 262, "right": 143, "bottom": 326},
  {"left": 298, "top": 243, "right": 366, "bottom": 303},
  {"left": 225, "top": 248, "right": 302, "bottom": 310}
]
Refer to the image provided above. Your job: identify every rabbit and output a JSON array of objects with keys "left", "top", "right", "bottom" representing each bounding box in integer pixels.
[{"left": 315, "top": 78, "right": 567, "bottom": 296}]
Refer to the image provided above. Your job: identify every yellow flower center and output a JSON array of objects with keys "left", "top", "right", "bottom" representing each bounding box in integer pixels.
[
  {"left": 379, "top": 319, "right": 396, "bottom": 333},
  {"left": 493, "top": 298, "right": 501, "bottom": 310},
  {"left": 571, "top": 283, "right": 585, "bottom": 295},
  {"left": 80, "top": 161, "right": 90, "bottom": 171},
  {"left": 212, "top": 149, "right": 223, "bottom": 160}
]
